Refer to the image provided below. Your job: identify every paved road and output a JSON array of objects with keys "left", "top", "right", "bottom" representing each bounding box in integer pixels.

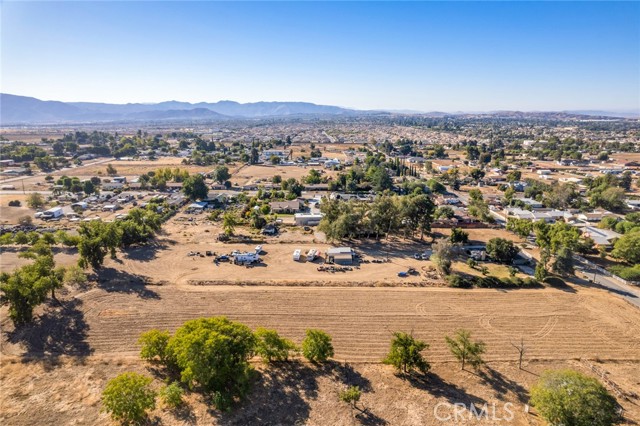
[
  {"left": 450, "top": 187, "right": 640, "bottom": 310},
  {"left": 0, "top": 158, "right": 113, "bottom": 185},
  {"left": 0, "top": 190, "right": 53, "bottom": 195},
  {"left": 575, "top": 260, "right": 640, "bottom": 309}
]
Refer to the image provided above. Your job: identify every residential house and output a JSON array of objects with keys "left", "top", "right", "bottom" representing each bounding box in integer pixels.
[
  {"left": 582, "top": 226, "right": 621, "bottom": 248},
  {"left": 576, "top": 209, "right": 616, "bottom": 223},
  {"left": 270, "top": 199, "right": 303, "bottom": 214}
]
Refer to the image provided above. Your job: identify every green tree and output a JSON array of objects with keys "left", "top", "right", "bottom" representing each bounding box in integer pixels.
[
  {"left": 552, "top": 246, "right": 574, "bottom": 275},
  {"left": 0, "top": 246, "right": 60, "bottom": 325},
  {"left": 383, "top": 332, "right": 430, "bottom": 375},
  {"left": 83, "top": 180, "right": 96, "bottom": 195},
  {"left": 222, "top": 211, "right": 238, "bottom": 236},
  {"left": 469, "top": 168, "right": 485, "bottom": 182},
  {"left": 254, "top": 327, "right": 297, "bottom": 363},
  {"left": 301, "top": 329, "right": 334, "bottom": 363},
  {"left": 138, "top": 329, "right": 171, "bottom": 364},
  {"left": 430, "top": 239, "right": 454, "bottom": 275},
  {"left": 506, "top": 218, "right": 533, "bottom": 239},
  {"left": 371, "top": 166, "right": 393, "bottom": 192},
  {"left": 213, "top": 166, "right": 231, "bottom": 184},
  {"left": 77, "top": 221, "right": 122, "bottom": 268},
  {"left": 101, "top": 372, "right": 156, "bottom": 425},
  {"left": 26, "top": 192, "right": 45, "bottom": 209},
  {"left": 434, "top": 205, "right": 455, "bottom": 220},
  {"left": 449, "top": 227, "right": 469, "bottom": 244},
  {"left": 369, "top": 194, "right": 401, "bottom": 239},
  {"left": 406, "top": 194, "right": 435, "bottom": 239},
  {"left": 166, "top": 317, "right": 256, "bottom": 410},
  {"left": 182, "top": 174, "right": 208, "bottom": 200},
  {"left": 530, "top": 370, "right": 621, "bottom": 426},
  {"left": 591, "top": 187, "right": 626, "bottom": 212},
  {"left": 486, "top": 238, "right": 519, "bottom": 264},
  {"left": 339, "top": 386, "right": 362, "bottom": 411},
  {"left": 611, "top": 231, "right": 640, "bottom": 264},
  {"left": 445, "top": 329, "right": 486, "bottom": 370},
  {"left": 304, "top": 169, "right": 322, "bottom": 185},
  {"left": 467, "top": 190, "right": 494, "bottom": 223}
]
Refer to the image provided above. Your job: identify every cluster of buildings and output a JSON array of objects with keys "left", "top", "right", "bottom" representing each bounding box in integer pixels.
[{"left": 495, "top": 207, "right": 622, "bottom": 248}]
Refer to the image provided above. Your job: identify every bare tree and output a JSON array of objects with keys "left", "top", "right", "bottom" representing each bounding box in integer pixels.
[{"left": 510, "top": 337, "right": 526, "bottom": 369}]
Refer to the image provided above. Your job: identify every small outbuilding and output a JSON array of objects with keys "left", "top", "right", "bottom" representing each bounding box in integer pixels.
[
  {"left": 294, "top": 213, "right": 323, "bottom": 226},
  {"left": 327, "top": 247, "right": 355, "bottom": 265}
]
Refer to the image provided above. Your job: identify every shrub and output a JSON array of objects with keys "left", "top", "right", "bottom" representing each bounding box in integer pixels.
[
  {"left": 446, "top": 274, "right": 473, "bottom": 288},
  {"left": 339, "top": 386, "right": 362, "bottom": 409},
  {"left": 159, "top": 383, "right": 184, "bottom": 409},
  {"left": 13, "top": 231, "right": 28, "bottom": 245},
  {"left": 0, "top": 233, "right": 13, "bottom": 245},
  {"left": 63, "top": 265, "right": 87, "bottom": 286},
  {"left": 254, "top": 327, "right": 297, "bottom": 363},
  {"left": 101, "top": 372, "right": 156, "bottom": 424},
  {"left": 18, "top": 216, "right": 32, "bottom": 226},
  {"left": 383, "top": 332, "right": 430, "bottom": 374},
  {"left": 301, "top": 329, "right": 334, "bottom": 363},
  {"left": 609, "top": 265, "right": 640, "bottom": 282},
  {"left": 531, "top": 370, "right": 621, "bottom": 426},
  {"left": 138, "top": 329, "right": 171, "bottom": 364}
]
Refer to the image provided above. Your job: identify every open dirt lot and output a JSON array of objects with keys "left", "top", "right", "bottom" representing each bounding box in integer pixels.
[
  {"left": 2, "top": 207, "right": 640, "bottom": 425},
  {"left": 1, "top": 158, "right": 229, "bottom": 192},
  {"left": 3, "top": 355, "right": 638, "bottom": 426},
  {"left": 230, "top": 164, "right": 337, "bottom": 187},
  {"left": 1, "top": 282, "right": 640, "bottom": 425},
  {"left": 5, "top": 284, "right": 640, "bottom": 362}
]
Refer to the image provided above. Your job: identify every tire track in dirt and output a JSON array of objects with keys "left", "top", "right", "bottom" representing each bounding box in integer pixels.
[{"left": 55, "top": 286, "right": 640, "bottom": 363}]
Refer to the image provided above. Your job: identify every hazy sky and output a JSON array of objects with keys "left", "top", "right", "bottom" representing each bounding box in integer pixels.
[{"left": 2, "top": 1, "right": 639, "bottom": 112}]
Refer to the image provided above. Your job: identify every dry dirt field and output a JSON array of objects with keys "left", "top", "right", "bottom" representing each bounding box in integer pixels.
[
  {"left": 1, "top": 282, "right": 640, "bottom": 425},
  {"left": 1, "top": 158, "right": 229, "bottom": 192},
  {"left": 3, "top": 355, "right": 638, "bottom": 426},
  {"left": 2, "top": 208, "right": 640, "bottom": 425},
  {"left": 230, "top": 164, "right": 337, "bottom": 187}
]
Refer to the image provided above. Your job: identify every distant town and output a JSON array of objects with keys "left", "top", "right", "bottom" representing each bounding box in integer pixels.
[{"left": 2, "top": 111, "right": 640, "bottom": 425}]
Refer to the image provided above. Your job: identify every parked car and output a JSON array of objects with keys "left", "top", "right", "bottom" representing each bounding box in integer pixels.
[{"left": 215, "top": 255, "right": 230, "bottom": 262}]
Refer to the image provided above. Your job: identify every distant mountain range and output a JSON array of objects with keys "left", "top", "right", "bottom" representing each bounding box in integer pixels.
[
  {"left": 0, "top": 93, "right": 637, "bottom": 125},
  {"left": 0, "top": 94, "right": 358, "bottom": 124}
]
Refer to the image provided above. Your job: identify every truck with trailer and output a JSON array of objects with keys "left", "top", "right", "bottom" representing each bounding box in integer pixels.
[{"left": 41, "top": 207, "right": 63, "bottom": 220}]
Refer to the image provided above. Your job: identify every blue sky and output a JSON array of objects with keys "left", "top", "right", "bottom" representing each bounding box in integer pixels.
[{"left": 2, "top": 1, "right": 639, "bottom": 111}]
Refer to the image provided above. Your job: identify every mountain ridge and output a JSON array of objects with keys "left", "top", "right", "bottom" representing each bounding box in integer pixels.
[
  {"left": 1, "top": 93, "right": 637, "bottom": 125},
  {"left": 0, "top": 94, "right": 358, "bottom": 124}
]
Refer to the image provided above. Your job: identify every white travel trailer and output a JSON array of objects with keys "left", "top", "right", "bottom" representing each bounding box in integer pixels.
[
  {"left": 306, "top": 249, "right": 317, "bottom": 262},
  {"left": 232, "top": 251, "right": 260, "bottom": 265},
  {"left": 293, "top": 249, "right": 301, "bottom": 261}
]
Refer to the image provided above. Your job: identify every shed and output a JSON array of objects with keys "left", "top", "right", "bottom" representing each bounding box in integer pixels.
[
  {"left": 186, "top": 202, "right": 207, "bottom": 213},
  {"left": 294, "top": 213, "right": 323, "bottom": 226},
  {"left": 327, "top": 247, "right": 354, "bottom": 265}
]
